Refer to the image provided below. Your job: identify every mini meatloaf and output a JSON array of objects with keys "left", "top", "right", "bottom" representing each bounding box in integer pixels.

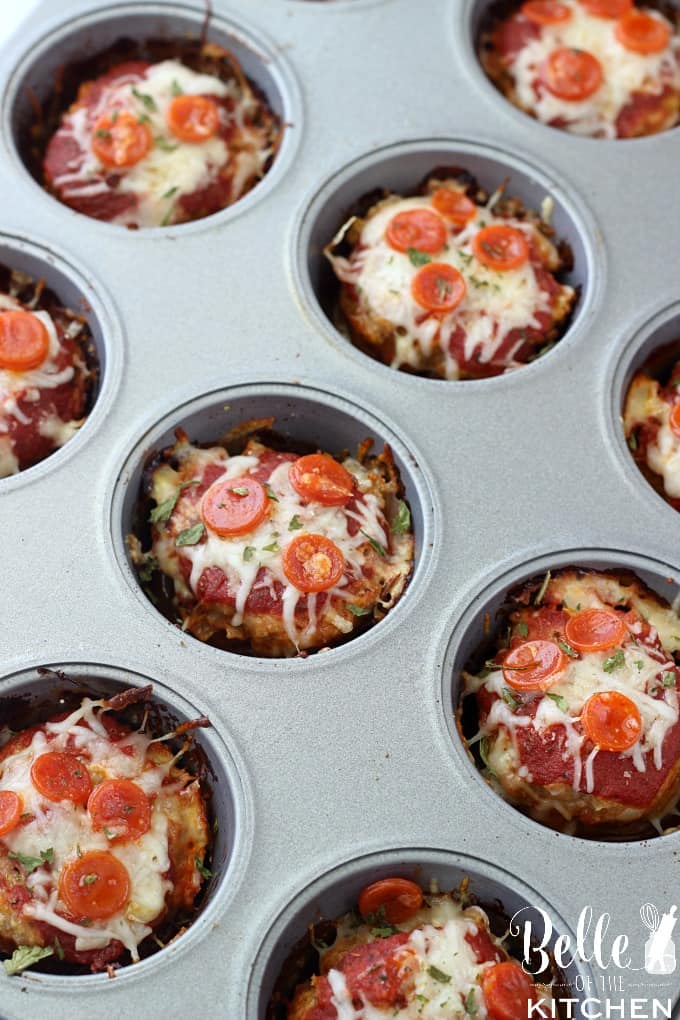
[
  {"left": 0, "top": 267, "right": 95, "bottom": 478},
  {"left": 128, "top": 423, "right": 414, "bottom": 657},
  {"left": 325, "top": 171, "right": 576, "bottom": 380},
  {"left": 623, "top": 351, "right": 680, "bottom": 513},
  {"left": 480, "top": 0, "right": 680, "bottom": 138},
  {"left": 275, "top": 877, "right": 555, "bottom": 1020},
  {"left": 461, "top": 569, "right": 680, "bottom": 832},
  {"left": 41, "top": 43, "right": 280, "bottom": 228},
  {"left": 0, "top": 688, "right": 210, "bottom": 975}
]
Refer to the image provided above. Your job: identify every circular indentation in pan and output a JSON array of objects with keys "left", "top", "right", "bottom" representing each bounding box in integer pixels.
[
  {"left": 462, "top": 0, "right": 680, "bottom": 141},
  {"left": 442, "top": 548, "right": 680, "bottom": 843},
  {"left": 0, "top": 233, "right": 121, "bottom": 492},
  {"left": 292, "top": 138, "right": 602, "bottom": 384},
  {"left": 109, "top": 381, "right": 437, "bottom": 664},
  {"left": 611, "top": 300, "right": 680, "bottom": 520},
  {"left": 4, "top": 3, "right": 300, "bottom": 233},
  {"left": 247, "top": 846, "right": 593, "bottom": 1019},
  {"left": 0, "top": 661, "right": 246, "bottom": 986}
]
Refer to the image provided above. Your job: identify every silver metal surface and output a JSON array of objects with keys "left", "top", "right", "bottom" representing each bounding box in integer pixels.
[{"left": 0, "top": 0, "right": 678, "bottom": 1017}]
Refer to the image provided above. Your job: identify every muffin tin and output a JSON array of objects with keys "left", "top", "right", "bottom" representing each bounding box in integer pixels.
[{"left": 0, "top": 0, "right": 679, "bottom": 1018}]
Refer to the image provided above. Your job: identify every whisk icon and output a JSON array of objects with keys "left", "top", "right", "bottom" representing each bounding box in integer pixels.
[{"left": 641, "top": 902, "right": 677, "bottom": 975}]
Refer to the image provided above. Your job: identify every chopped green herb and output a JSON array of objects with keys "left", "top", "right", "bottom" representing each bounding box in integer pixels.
[
  {"left": 288, "top": 514, "right": 303, "bottom": 531},
  {"left": 82, "top": 874, "right": 98, "bottom": 886},
  {"left": 149, "top": 479, "right": 199, "bottom": 524},
  {"left": 262, "top": 540, "right": 280, "bottom": 553},
  {"left": 627, "top": 433, "right": 638, "bottom": 452},
  {"left": 370, "top": 925, "right": 398, "bottom": 938},
  {"left": 243, "top": 546, "right": 256, "bottom": 562},
  {"left": 110, "top": 109, "right": 119, "bottom": 123},
  {"left": 427, "top": 964, "right": 452, "bottom": 983},
  {"left": 465, "top": 989, "right": 478, "bottom": 1015},
  {"left": 603, "top": 649, "right": 625, "bottom": 673},
  {"left": 479, "top": 735, "right": 496, "bottom": 777},
  {"left": 535, "top": 570, "right": 551, "bottom": 606},
  {"left": 95, "top": 128, "right": 111, "bottom": 139},
  {"left": 171, "top": 78, "right": 183, "bottom": 96},
  {"left": 163, "top": 186, "right": 179, "bottom": 199},
  {"left": 361, "top": 529, "right": 387, "bottom": 557},
  {"left": 230, "top": 486, "right": 249, "bottom": 496},
  {"left": 264, "top": 483, "right": 279, "bottom": 502},
  {"left": 132, "top": 85, "right": 157, "bottom": 111},
  {"left": 390, "top": 499, "right": 411, "bottom": 535},
  {"left": 457, "top": 249, "right": 473, "bottom": 266},
  {"left": 103, "top": 827, "right": 116, "bottom": 841},
  {"left": 557, "top": 639, "right": 579, "bottom": 659},
  {"left": 161, "top": 208, "right": 174, "bottom": 227},
  {"left": 53, "top": 936, "right": 64, "bottom": 961},
  {"left": 634, "top": 660, "right": 643, "bottom": 671},
  {"left": 175, "top": 522, "right": 205, "bottom": 547},
  {"left": 156, "top": 137, "right": 179, "bottom": 154},
  {"left": 501, "top": 688, "right": 520, "bottom": 710},
  {"left": 516, "top": 620, "right": 529, "bottom": 638},
  {"left": 8, "top": 848, "right": 54, "bottom": 874},
  {"left": 195, "top": 856, "right": 212, "bottom": 879},
  {"left": 415, "top": 994, "right": 429, "bottom": 1005},
  {"left": 469, "top": 274, "right": 489, "bottom": 289},
  {"left": 406, "top": 247, "right": 431, "bottom": 266},
  {"left": 3, "top": 945, "right": 54, "bottom": 976},
  {"left": 137, "top": 112, "right": 152, "bottom": 125},
  {"left": 546, "top": 692, "right": 569, "bottom": 713},
  {"left": 662, "top": 672, "right": 677, "bottom": 688},
  {"left": 347, "top": 603, "right": 371, "bottom": 616},
  {"left": 138, "top": 556, "right": 159, "bottom": 583}
]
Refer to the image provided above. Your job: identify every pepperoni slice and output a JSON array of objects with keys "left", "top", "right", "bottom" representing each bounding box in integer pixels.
[
  {"left": 31, "top": 752, "right": 92, "bottom": 805},
  {"left": 385, "top": 208, "right": 447, "bottom": 254},
  {"left": 522, "top": 1, "right": 572, "bottom": 25},
  {"left": 282, "top": 534, "right": 344, "bottom": 592},
  {"left": 202, "top": 476, "right": 269, "bottom": 537},
  {"left": 472, "top": 225, "right": 529, "bottom": 271},
  {"left": 166, "top": 94, "right": 220, "bottom": 143},
  {"left": 59, "top": 850, "right": 130, "bottom": 921},
  {"left": 539, "top": 47, "right": 604, "bottom": 101},
  {"left": 431, "top": 188, "right": 477, "bottom": 226},
  {"left": 670, "top": 403, "right": 680, "bottom": 439},
  {"left": 358, "top": 878, "right": 424, "bottom": 924},
  {"left": 502, "top": 640, "right": 567, "bottom": 691},
  {"left": 289, "top": 454, "right": 354, "bottom": 506},
  {"left": 482, "top": 961, "right": 535, "bottom": 1020},
  {"left": 91, "top": 111, "right": 152, "bottom": 169},
  {"left": 88, "top": 779, "right": 151, "bottom": 842},
  {"left": 0, "top": 791, "right": 23, "bottom": 837},
  {"left": 615, "top": 10, "right": 671, "bottom": 53},
  {"left": 581, "top": 0, "right": 632, "bottom": 17},
  {"left": 0, "top": 311, "right": 50, "bottom": 371},
  {"left": 411, "top": 263, "right": 466, "bottom": 313},
  {"left": 564, "top": 608, "right": 628, "bottom": 653},
  {"left": 580, "top": 691, "right": 642, "bottom": 751}
]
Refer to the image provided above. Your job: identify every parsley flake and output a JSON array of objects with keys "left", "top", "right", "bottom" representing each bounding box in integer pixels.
[
  {"left": 96, "top": 128, "right": 112, "bottom": 139},
  {"left": 138, "top": 556, "right": 159, "bottom": 583},
  {"left": 262, "top": 540, "right": 280, "bottom": 553},
  {"left": 361, "top": 529, "right": 387, "bottom": 557},
  {"left": 132, "top": 85, "right": 157, "bottom": 111},
  {"left": 390, "top": 499, "right": 411, "bottom": 535},
  {"left": 82, "top": 874, "right": 98, "bottom": 886},
  {"left": 3, "top": 945, "right": 54, "bottom": 976},
  {"left": 662, "top": 672, "right": 677, "bottom": 688},
  {"left": 557, "top": 639, "right": 579, "bottom": 659},
  {"left": 171, "top": 78, "right": 183, "bottom": 96},
  {"left": 155, "top": 136, "right": 179, "bottom": 152},
  {"left": 149, "top": 479, "right": 200, "bottom": 524},
  {"left": 427, "top": 964, "right": 452, "bottom": 983},
  {"left": 243, "top": 546, "right": 256, "bottom": 562},
  {"left": 534, "top": 570, "right": 551, "bottom": 606},
  {"left": 175, "top": 522, "right": 205, "bottom": 547},
  {"left": 465, "top": 989, "right": 478, "bottom": 1015},
  {"left": 546, "top": 692, "right": 569, "bottom": 713},
  {"left": 407, "top": 247, "right": 431, "bottom": 266},
  {"left": 516, "top": 621, "right": 529, "bottom": 638},
  {"left": 230, "top": 486, "right": 249, "bottom": 496},
  {"left": 501, "top": 688, "right": 520, "bottom": 710},
  {"left": 347, "top": 603, "right": 371, "bottom": 616},
  {"left": 163, "top": 186, "right": 179, "bottom": 199},
  {"left": 288, "top": 514, "right": 303, "bottom": 531},
  {"left": 8, "top": 848, "right": 54, "bottom": 874},
  {"left": 627, "top": 433, "right": 638, "bottom": 452},
  {"left": 195, "top": 857, "right": 212, "bottom": 879},
  {"left": 264, "top": 483, "right": 279, "bottom": 502},
  {"left": 603, "top": 649, "right": 625, "bottom": 673}
]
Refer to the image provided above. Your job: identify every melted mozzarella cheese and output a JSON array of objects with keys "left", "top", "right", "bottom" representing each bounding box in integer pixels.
[
  {"left": 152, "top": 445, "right": 394, "bottom": 650},
  {"left": 647, "top": 407, "right": 680, "bottom": 499},
  {"left": 0, "top": 301, "right": 82, "bottom": 478},
  {"left": 321, "top": 898, "right": 547, "bottom": 1020},
  {"left": 53, "top": 59, "right": 270, "bottom": 228},
  {"left": 508, "top": 1, "right": 680, "bottom": 137},
  {"left": 328, "top": 195, "right": 560, "bottom": 380},
  {"left": 0, "top": 698, "right": 178, "bottom": 960}
]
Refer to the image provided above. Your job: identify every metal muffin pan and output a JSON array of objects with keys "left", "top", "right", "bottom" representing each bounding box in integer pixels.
[{"left": 0, "top": 0, "right": 678, "bottom": 1017}]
